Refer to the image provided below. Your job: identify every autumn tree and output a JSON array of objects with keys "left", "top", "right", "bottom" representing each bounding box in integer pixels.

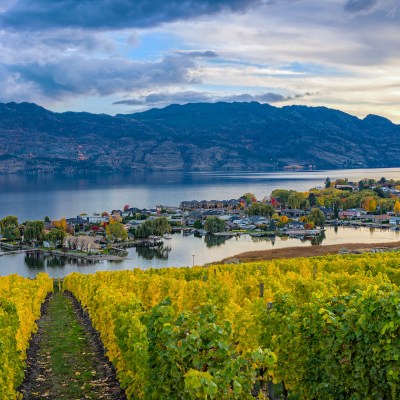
[
  {"left": 363, "top": 196, "right": 377, "bottom": 213},
  {"left": 279, "top": 215, "right": 289, "bottom": 224},
  {"left": 270, "top": 189, "right": 291, "bottom": 206},
  {"left": 394, "top": 201, "right": 400, "bottom": 215},
  {"left": 240, "top": 193, "right": 257, "bottom": 205},
  {"left": 106, "top": 220, "right": 128, "bottom": 241},
  {"left": 52, "top": 217, "right": 67, "bottom": 232}
]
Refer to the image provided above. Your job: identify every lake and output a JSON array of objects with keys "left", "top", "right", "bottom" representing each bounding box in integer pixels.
[
  {"left": 0, "top": 167, "right": 399, "bottom": 277},
  {"left": 0, "top": 168, "right": 399, "bottom": 221}
]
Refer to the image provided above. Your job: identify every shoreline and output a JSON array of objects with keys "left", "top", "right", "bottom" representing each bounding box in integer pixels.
[{"left": 221, "top": 241, "right": 400, "bottom": 263}]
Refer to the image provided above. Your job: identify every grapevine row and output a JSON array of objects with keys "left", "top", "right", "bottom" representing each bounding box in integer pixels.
[
  {"left": 64, "top": 252, "right": 400, "bottom": 399},
  {"left": 0, "top": 273, "right": 53, "bottom": 399}
]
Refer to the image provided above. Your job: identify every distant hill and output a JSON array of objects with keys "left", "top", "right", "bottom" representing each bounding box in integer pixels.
[{"left": 0, "top": 101, "right": 399, "bottom": 173}]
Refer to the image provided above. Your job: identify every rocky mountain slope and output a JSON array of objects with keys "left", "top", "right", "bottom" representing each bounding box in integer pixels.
[{"left": 0, "top": 101, "right": 398, "bottom": 173}]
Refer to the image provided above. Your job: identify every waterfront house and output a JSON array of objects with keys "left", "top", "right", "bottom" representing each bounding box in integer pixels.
[
  {"left": 339, "top": 209, "right": 360, "bottom": 219},
  {"left": 389, "top": 216, "right": 400, "bottom": 225},
  {"left": 63, "top": 235, "right": 101, "bottom": 253}
]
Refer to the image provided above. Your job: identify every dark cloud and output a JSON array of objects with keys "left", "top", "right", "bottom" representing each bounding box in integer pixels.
[
  {"left": 0, "top": 0, "right": 261, "bottom": 31},
  {"left": 185, "top": 51, "right": 219, "bottom": 58},
  {"left": 114, "top": 91, "right": 211, "bottom": 106},
  {"left": 223, "top": 92, "right": 293, "bottom": 103},
  {"left": 6, "top": 55, "right": 197, "bottom": 100},
  {"left": 343, "top": 0, "right": 378, "bottom": 13},
  {"left": 113, "top": 90, "right": 310, "bottom": 107}
]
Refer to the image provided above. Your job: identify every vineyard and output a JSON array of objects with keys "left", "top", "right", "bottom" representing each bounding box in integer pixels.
[
  {"left": 62, "top": 252, "right": 400, "bottom": 400},
  {"left": 0, "top": 273, "right": 53, "bottom": 398}
]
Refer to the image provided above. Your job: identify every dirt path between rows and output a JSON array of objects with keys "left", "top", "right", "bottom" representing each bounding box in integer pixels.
[
  {"left": 19, "top": 290, "right": 126, "bottom": 400},
  {"left": 222, "top": 241, "right": 400, "bottom": 263}
]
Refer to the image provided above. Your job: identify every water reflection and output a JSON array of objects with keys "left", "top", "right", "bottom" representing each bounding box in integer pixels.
[
  {"left": 24, "top": 252, "right": 95, "bottom": 269},
  {"left": 204, "top": 234, "right": 229, "bottom": 248},
  {"left": 1, "top": 226, "right": 399, "bottom": 278},
  {"left": 25, "top": 252, "right": 45, "bottom": 270},
  {"left": 311, "top": 231, "right": 326, "bottom": 246},
  {"left": 135, "top": 244, "right": 172, "bottom": 260}
]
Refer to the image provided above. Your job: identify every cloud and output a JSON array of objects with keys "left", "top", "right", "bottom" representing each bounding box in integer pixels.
[
  {"left": 343, "top": 0, "right": 379, "bottom": 13},
  {"left": 112, "top": 90, "right": 311, "bottom": 107},
  {"left": 223, "top": 92, "right": 297, "bottom": 103},
  {"left": 184, "top": 51, "right": 219, "bottom": 58},
  {"left": 0, "top": 0, "right": 261, "bottom": 31},
  {"left": 4, "top": 55, "right": 198, "bottom": 100}
]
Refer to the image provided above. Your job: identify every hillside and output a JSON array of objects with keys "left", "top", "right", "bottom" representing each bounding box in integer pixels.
[{"left": 0, "top": 101, "right": 399, "bottom": 173}]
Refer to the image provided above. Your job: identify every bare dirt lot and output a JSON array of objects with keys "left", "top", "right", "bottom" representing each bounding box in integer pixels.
[{"left": 222, "top": 241, "right": 400, "bottom": 263}]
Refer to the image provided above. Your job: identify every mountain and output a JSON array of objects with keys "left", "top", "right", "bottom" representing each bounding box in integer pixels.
[{"left": 0, "top": 101, "right": 399, "bottom": 173}]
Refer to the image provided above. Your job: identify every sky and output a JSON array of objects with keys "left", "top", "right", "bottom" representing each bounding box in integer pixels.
[{"left": 0, "top": 0, "right": 399, "bottom": 122}]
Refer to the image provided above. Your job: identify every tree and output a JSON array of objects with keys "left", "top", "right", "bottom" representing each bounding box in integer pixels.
[
  {"left": 133, "top": 218, "right": 172, "bottom": 238},
  {"left": 308, "top": 208, "right": 325, "bottom": 227},
  {"left": 394, "top": 201, "right": 400, "bottom": 215},
  {"left": 325, "top": 177, "right": 331, "bottom": 188},
  {"left": 287, "top": 192, "right": 306, "bottom": 209},
  {"left": 106, "top": 221, "right": 128, "bottom": 241},
  {"left": 363, "top": 196, "right": 377, "bottom": 213},
  {"left": 0, "top": 215, "right": 18, "bottom": 234},
  {"left": 3, "top": 226, "right": 21, "bottom": 241},
  {"left": 333, "top": 203, "right": 339, "bottom": 219},
  {"left": 193, "top": 220, "right": 203, "bottom": 229},
  {"left": 204, "top": 216, "right": 226, "bottom": 234},
  {"left": 134, "top": 220, "right": 154, "bottom": 238},
  {"left": 23, "top": 221, "right": 45, "bottom": 243},
  {"left": 373, "top": 187, "right": 386, "bottom": 198},
  {"left": 268, "top": 219, "right": 276, "bottom": 231},
  {"left": 308, "top": 192, "right": 317, "bottom": 207},
  {"left": 152, "top": 217, "right": 172, "bottom": 236},
  {"left": 270, "top": 189, "right": 291, "bottom": 206},
  {"left": 240, "top": 193, "right": 257, "bottom": 205},
  {"left": 279, "top": 215, "right": 289, "bottom": 224},
  {"left": 246, "top": 202, "right": 274, "bottom": 217},
  {"left": 45, "top": 228, "right": 66, "bottom": 248},
  {"left": 52, "top": 217, "right": 68, "bottom": 232}
]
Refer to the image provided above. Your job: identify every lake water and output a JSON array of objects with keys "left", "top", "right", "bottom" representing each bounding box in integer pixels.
[
  {"left": 1, "top": 226, "right": 399, "bottom": 278},
  {"left": 0, "top": 167, "right": 399, "bottom": 277},
  {"left": 0, "top": 168, "right": 399, "bottom": 221}
]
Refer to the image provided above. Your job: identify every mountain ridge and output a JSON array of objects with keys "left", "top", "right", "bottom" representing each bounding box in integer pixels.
[{"left": 0, "top": 101, "right": 398, "bottom": 174}]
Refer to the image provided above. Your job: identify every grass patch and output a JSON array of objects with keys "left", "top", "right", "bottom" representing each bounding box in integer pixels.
[{"left": 34, "top": 291, "right": 103, "bottom": 399}]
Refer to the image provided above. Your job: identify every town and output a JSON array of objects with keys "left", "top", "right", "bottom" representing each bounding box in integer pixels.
[{"left": 1, "top": 177, "right": 400, "bottom": 260}]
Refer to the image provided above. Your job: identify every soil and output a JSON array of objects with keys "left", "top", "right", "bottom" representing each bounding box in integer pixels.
[
  {"left": 222, "top": 241, "right": 400, "bottom": 263},
  {"left": 18, "top": 290, "right": 126, "bottom": 400}
]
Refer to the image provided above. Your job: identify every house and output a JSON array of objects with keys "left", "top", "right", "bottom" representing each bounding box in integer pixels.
[
  {"left": 339, "top": 210, "right": 360, "bottom": 219},
  {"left": 389, "top": 216, "right": 400, "bottom": 225},
  {"left": 83, "top": 214, "right": 108, "bottom": 224},
  {"left": 63, "top": 235, "right": 101, "bottom": 253},
  {"left": 319, "top": 207, "right": 334, "bottom": 219},
  {"left": 335, "top": 184, "right": 354, "bottom": 191},
  {"left": 370, "top": 214, "right": 391, "bottom": 223},
  {"left": 288, "top": 221, "right": 305, "bottom": 230}
]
